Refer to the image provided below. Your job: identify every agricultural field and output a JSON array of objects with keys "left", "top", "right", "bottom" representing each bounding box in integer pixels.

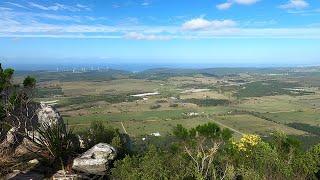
[{"left": 17, "top": 67, "right": 320, "bottom": 148}]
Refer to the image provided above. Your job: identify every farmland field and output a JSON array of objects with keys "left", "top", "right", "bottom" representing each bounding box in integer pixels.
[{"left": 17, "top": 67, "right": 320, "bottom": 148}]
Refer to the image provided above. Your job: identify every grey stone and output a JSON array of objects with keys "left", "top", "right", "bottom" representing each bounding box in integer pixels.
[
  {"left": 52, "top": 170, "right": 90, "bottom": 180},
  {"left": 36, "top": 103, "right": 64, "bottom": 127},
  {"left": 72, "top": 143, "right": 117, "bottom": 175}
]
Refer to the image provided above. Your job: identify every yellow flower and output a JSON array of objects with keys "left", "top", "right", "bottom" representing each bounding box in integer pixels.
[{"left": 233, "top": 134, "right": 261, "bottom": 152}]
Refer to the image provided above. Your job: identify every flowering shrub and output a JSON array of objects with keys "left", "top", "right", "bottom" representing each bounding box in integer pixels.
[{"left": 232, "top": 134, "right": 261, "bottom": 152}]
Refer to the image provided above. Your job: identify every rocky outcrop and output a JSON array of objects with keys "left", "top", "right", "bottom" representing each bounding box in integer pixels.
[
  {"left": 0, "top": 103, "right": 64, "bottom": 150},
  {"left": 4, "top": 170, "right": 44, "bottom": 180},
  {"left": 72, "top": 143, "right": 117, "bottom": 175},
  {"left": 37, "top": 103, "right": 64, "bottom": 127},
  {"left": 52, "top": 170, "right": 89, "bottom": 180}
]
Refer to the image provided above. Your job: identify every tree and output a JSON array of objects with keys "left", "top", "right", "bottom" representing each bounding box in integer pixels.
[
  {"left": 174, "top": 123, "right": 233, "bottom": 179},
  {"left": 0, "top": 64, "right": 38, "bottom": 149},
  {"left": 23, "top": 76, "right": 36, "bottom": 88},
  {"left": 111, "top": 145, "right": 194, "bottom": 180}
]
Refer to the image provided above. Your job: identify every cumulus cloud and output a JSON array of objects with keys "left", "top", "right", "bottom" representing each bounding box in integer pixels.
[
  {"left": 279, "top": 0, "right": 309, "bottom": 9},
  {"left": 182, "top": 18, "right": 236, "bottom": 30},
  {"left": 216, "top": 0, "right": 259, "bottom": 10},
  {"left": 1, "top": 4, "right": 320, "bottom": 40}
]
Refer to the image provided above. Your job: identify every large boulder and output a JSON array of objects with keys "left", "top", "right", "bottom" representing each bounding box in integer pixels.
[
  {"left": 52, "top": 170, "right": 89, "bottom": 180},
  {"left": 72, "top": 143, "right": 117, "bottom": 175},
  {"left": 37, "top": 103, "right": 64, "bottom": 127},
  {"left": 0, "top": 102, "right": 64, "bottom": 150}
]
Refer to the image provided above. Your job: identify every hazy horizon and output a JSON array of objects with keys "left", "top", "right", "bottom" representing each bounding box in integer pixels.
[{"left": 4, "top": 61, "right": 320, "bottom": 71}]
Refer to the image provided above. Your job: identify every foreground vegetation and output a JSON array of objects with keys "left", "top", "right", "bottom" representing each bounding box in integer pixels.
[{"left": 112, "top": 124, "right": 320, "bottom": 180}]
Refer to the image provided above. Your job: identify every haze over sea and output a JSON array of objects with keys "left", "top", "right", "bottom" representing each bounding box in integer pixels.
[{"left": 4, "top": 61, "right": 319, "bottom": 72}]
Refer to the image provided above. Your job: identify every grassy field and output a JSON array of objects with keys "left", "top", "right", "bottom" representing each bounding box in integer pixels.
[
  {"left": 235, "top": 95, "right": 306, "bottom": 113},
  {"left": 60, "top": 79, "right": 162, "bottom": 96},
  {"left": 214, "top": 114, "right": 306, "bottom": 136},
  {"left": 262, "top": 111, "right": 320, "bottom": 126},
  {"left": 21, "top": 68, "right": 320, "bottom": 148}
]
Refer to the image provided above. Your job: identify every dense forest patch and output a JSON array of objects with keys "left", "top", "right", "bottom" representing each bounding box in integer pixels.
[
  {"left": 183, "top": 98, "right": 230, "bottom": 106},
  {"left": 236, "top": 80, "right": 311, "bottom": 98},
  {"left": 287, "top": 123, "right": 320, "bottom": 136}
]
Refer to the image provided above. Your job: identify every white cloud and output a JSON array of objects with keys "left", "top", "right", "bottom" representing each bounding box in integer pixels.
[
  {"left": 28, "top": 2, "right": 57, "bottom": 11},
  {"left": 76, "top": 4, "right": 91, "bottom": 11},
  {"left": 0, "top": 34, "right": 122, "bottom": 39},
  {"left": 216, "top": 2, "right": 233, "bottom": 10},
  {"left": 217, "top": 0, "right": 259, "bottom": 10},
  {"left": 124, "top": 32, "right": 171, "bottom": 40},
  {"left": 28, "top": 2, "right": 90, "bottom": 12},
  {"left": 141, "top": 2, "right": 150, "bottom": 6},
  {"left": 0, "top": 6, "right": 12, "bottom": 11},
  {"left": 1, "top": 6, "right": 320, "bottom": 40},
  {"left": 279, "top": 0, "right": 309, "bottom": 10},
  {"left": 5, "top": 2, "right": 28, "bottom": 9},
  {"left": 234, "top": 0, "right": 260, "bottom": 5},
  {"left": 2, "top": 27, "right": 320, "bottom": 40},
  {"left": 112, "top": 4, "right": 121, "bottom": 8},
  {"left": 182, "top": 18, "right": 237, "bottom": 30}
]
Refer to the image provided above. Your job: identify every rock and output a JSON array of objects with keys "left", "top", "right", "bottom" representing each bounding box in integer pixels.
[
  {"left": 37, "top": 103, "right": 64, "bottom": 127},
  {"left": 0, "top": 127, "right": 19, "bottom": 148},
  {"left": 1, "top": 103, "right": 64, "bottom": 149},
  {"left": 5, "top": 170, "right": 44, "bottom": 180},
  {"left": 28, "top": 159, "right": 40, "bottom": 165},
  {"left": 78, "top": 135, "right": 85, "bottom": 149},
  {"left": 52, "top": 170, "right": 89, "bottom": 180},
  {"left": 72, "top": 143, "right": 117, "bottom": 175},
  {"left": 4, "top": 170, "right": 21, "bottom": 179}
]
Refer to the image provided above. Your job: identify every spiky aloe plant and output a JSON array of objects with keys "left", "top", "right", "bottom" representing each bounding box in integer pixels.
[{"left": 29, "top": 122, "right": 79, "bottom": 165}]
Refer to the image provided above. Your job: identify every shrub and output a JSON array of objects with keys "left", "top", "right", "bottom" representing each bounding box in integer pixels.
[
  {"left": 0, "top": 148, "right": 16, "bottom": 177},
  {"left": 79, "top": 121, "right": 131, "bottom": 158},
  {"left": 79, "top": 121, "right": 117, "bottom": 149},
  {"left": 155, "top": 99, "right": 167, "bottom": 103},
  {"left": 29, "top": 122, "right": 79, "bottom": 166},
  {"left": 173, "top": 123, "right": 233, "bottom": 179},
  {"left": 169, "top": 103, "right": 178, "bottom": 107},
  {"left": 111, "top": 146, "right": 193, "bottom": 179},
  {"left": 150, "top": 104, "right": 161, "bottom": 109}
]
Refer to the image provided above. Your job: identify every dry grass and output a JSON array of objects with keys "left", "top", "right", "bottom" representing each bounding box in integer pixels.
[
  {"left": 60, "top": 79, "right": 161, "bottom": 96},
  {"left": 0, "top": 144, "right": 40, "bottom": 177},
  {"left": 0, "top": 148, "right": 17, "bottom": 176}
]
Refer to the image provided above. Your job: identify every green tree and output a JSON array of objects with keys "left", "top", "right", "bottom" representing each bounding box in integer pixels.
[
  {"left": 0, "top": 64, "right": 37, "bottom": 149},
  {"left": 174, "top": 123, "right": 233, "bottom": 179},
  {"left": 112, "top": 145, "right": 194, "bottom": 180}
]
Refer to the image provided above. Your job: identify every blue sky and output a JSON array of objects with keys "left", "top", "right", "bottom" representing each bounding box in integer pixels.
[{"left": 1, "top": 0, "right": 320, "bottom": 66}]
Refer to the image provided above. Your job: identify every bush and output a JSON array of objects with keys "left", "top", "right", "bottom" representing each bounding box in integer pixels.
[
  {"left": 150, "top": 104, "right": 161, "bottom": 109},
  {"left": 155, "top": 99, "right": 167, "bottom": 103},
  {"left": 169, "top": 103, "right": 178, "bottom": 107},
  {"left": 79, "top": 121, "right": 117, "bottom": 149},
  {"left": 111, "top": 146, "right": 194, "bottom": 179},
  {"left": 111, "top": 124, "right": 320, "bottom": 180},
  {"left": 29, "top": 122, "right": 79, "bottom": 166},
  {"left": 79, "top": 121, "right": 131, "bottom": 158}
]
